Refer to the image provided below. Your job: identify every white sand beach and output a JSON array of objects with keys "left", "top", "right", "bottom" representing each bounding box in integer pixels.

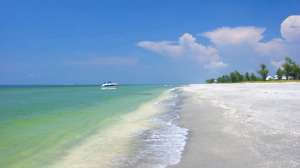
[{"left": 170, "top": 83, "right": 300, "bottom": 168}]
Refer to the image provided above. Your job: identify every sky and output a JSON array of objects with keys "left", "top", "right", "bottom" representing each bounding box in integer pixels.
[{"left": 1, "top": 0, "right": 300, "bottom": 84}]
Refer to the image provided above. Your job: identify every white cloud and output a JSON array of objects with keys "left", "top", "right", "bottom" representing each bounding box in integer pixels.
[
  {"left": 203, "top": 61, "right": 228, "bottom": 69},
  {"left": 272, "top": 38, "right": 284, "bottom": 43},
  {"left": 200, "top": 15, "right": 300, "bottom": 58},
  {"left": 281, "top": 15, "right": 300, "bottom": 43},
  {"left": 63, "top": 56, "right": 138, "bottom": 66},
  {"left": 201, "top": 27, "right": 265, "bottom": 46},
  {"left": 137, "top": 33, "right": 221, "bottom": 63},
  {"left": 137, "top": 41, "right": 182, "bottom": 56},
  {"left": 270, "top": 59, "right": 284, "bottom": 69},
  {"left": 254, "top": 40, "right": 285, "bottom": 56},
  {"left": 136, "top": 15, "right": 300, "bottom": 69},
  {"left": 29, "top": 73, "right": 35, "bottom": 77},
  {"left": 201, "top": 26, "right": 285, "bottom": 57}
]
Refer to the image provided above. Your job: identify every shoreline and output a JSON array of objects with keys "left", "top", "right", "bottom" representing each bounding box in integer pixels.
[
  {"left": 169, "top": 83, "right": 300, "bottom": 168},
  {"left": 0, "top": 85, "right": 184, "bottom": 168},
  {"left": 49, "top": 87, "right": 187, "bottom": 168}
]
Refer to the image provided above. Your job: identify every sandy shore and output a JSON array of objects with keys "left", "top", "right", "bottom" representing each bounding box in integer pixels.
[{"left": 169, "top": 83, "right": 300, "bottom": 168}]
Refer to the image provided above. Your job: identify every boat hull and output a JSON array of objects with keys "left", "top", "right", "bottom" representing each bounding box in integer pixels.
[{"left": 101, "top": 83, "right": 119, "bottom": 87}]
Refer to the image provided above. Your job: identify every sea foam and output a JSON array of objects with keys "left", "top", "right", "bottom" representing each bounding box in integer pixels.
[{"left": 113, "top": 88, "right": 188, "bottom": 168}]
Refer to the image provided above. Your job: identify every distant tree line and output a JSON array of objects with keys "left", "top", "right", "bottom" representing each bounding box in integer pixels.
[{"left": 206, "top": 57, "right": 300, "bottom": 84}]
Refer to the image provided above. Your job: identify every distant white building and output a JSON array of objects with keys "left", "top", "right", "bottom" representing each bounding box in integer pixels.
[
  {"left": 282, "top": 76, "right": 293, "bottom": 80},
  {"left": 266, "top": 76, "right": 273, "bottom": 80},
  {"left": 273, "top": 75, "right": 278, "bottom": 80}
]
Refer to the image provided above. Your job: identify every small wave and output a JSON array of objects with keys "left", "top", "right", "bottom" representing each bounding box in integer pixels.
[
  {"left": 169, "top": 88, "right": 176, "bottom": 92},
  {"left": 113, "top": 89, "right": 188, "bottom": 168}
]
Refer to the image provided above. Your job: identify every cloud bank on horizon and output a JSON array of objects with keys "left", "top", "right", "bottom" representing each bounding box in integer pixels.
[{"left": 137, "top": 15, "right": 300, "bottom": 71}]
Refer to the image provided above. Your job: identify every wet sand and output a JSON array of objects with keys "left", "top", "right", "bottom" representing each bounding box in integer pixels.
[{"left": 170, "top": 83, "right": 300, "bottom": 168}]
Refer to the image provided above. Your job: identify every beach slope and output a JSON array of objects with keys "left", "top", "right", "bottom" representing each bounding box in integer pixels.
[{"left": 170, "top": 83, "right": 300, "bottom": 168}]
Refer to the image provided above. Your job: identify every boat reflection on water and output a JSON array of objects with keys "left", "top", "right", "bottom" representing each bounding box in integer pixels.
[{"left": 101, "top": 87, "right": 117, "bottom": 90}]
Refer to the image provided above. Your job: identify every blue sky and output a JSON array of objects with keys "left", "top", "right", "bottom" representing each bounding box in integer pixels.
[{"left": 1, "top": 0, "right": 299, "bottom": 84}]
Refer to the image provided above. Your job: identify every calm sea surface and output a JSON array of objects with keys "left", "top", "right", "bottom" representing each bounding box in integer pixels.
[{"left": 0, "top": 85, "right": 187, "bottom": 168}]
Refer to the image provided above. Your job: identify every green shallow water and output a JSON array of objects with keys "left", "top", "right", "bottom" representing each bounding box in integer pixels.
[{"left": 0, "top": 85, "right": 175, "bottom": 167}]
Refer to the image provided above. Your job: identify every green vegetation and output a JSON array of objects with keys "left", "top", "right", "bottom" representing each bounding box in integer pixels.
[
  {"left": 282, "top": 57, "right": 293, "bottom": 79},
  {"left": 282, "top": 56, "right": 300, "bottom": 80},
  {"left": 291, "top": 61, "right": 300, "bottom": 80},
  {"left": 245, "top": 72, "right": 250, "bottom": 81},
  {"left": 257, "top": 63, "right": 269, "bottom": 81},
  {"left": 276, "top": 68, "right": 284, "bottom": 80},
  {"left": 213, "top": 71, "right": 255, "bottom": 84},
  {"left": 250, "top": 72, "right": 257, "bottom": 81},
  {"left": 205, "top": 78, "right": 216, "bottom": 83},
  {"left": 206, "top": 56, "right": 300, "bottom": 84}
]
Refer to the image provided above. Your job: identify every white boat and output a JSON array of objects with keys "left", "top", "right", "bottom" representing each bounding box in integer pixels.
[{"left": 102, "top": 81, "right": 119, "bottom": 87}]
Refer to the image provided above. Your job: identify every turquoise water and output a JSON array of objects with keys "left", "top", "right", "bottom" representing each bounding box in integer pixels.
[{"left": 0, "top": 85, "right": 187, "bottom": 167}]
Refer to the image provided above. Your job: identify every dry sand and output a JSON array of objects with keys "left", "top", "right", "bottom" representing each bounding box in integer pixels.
[{"left": 169, "top": 83, "right": 300, "bottom": 168}]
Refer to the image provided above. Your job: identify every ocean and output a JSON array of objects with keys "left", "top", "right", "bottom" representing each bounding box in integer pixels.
[{"left": 0, "top": 85, "right": 188, "bottom": 168}]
